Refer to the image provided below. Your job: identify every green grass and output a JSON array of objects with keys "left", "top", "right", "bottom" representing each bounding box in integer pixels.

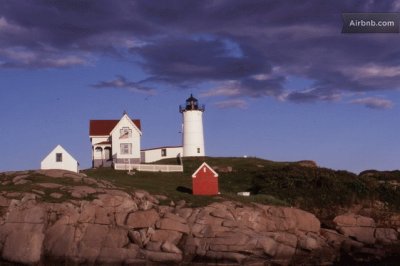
[
  {"left": 84, "top": 156, "right": 400, "bottom": 213},
  {"left": 2, "top": 156, "right": 399, "bottom": 214},
  {"left": 83, "top": 157, "right": 296, "bottom": 207},
  {"left": 84, "top": 168, "right": 214, "bottom": 207}
]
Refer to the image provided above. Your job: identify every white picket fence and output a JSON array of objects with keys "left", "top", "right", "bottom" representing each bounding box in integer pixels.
[{"left": 114, "top": 163, "right": 183, "bottom": 172}]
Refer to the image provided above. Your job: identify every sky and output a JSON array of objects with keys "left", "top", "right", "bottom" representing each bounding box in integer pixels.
[{"left": 0, "top": 0, "right": 400, "bottom": 173}]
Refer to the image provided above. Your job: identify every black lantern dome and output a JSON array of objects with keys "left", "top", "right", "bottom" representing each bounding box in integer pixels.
[{"left": 180, "top": 94, "right": 205, "bottom": 113}]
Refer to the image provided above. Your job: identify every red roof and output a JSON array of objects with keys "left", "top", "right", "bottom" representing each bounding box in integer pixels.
[
  {"left": 133, "top": 119, "right": 141, "bottom": 130},
  {"left": 89, "top": 119, "right": 141, "bottom": 136}
]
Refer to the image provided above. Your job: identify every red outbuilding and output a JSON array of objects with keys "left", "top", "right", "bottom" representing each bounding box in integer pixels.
[{"left": 192, "top": 162, "right": 219, "bottom": 195}]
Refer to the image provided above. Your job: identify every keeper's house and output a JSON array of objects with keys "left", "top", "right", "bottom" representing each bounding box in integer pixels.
[
  {"left": 90, "top": 113, "right": 142, "bottom": 168},
  {"left": 90, "top": 113, "right": 183, "bottom": 168}
]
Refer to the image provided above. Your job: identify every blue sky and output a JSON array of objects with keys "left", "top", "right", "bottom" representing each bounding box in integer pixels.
[{"left": 0, "top": 0, "right": 399, "bottom": 173}]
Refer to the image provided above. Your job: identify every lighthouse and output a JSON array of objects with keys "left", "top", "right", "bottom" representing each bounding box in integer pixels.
[{"left": 180, "top": 94, "right": 205, "bottom": 157}]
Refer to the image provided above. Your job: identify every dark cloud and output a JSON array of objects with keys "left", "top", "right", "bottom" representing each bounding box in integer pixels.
[
  {"left": 131, "top": 38, "right": 271, "bottom": 85},
  {"left": 92, "top": 75, "right": 155, "bottom": 95},
  {"left": 1, "top": 0, "right": 399, "bottom": 107},
  {"left": 286, "top": 87, "right": 342, "bottom": 103}
]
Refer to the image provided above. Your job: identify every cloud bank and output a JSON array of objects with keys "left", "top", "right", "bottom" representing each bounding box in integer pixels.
[{"left": 1, "top": 0, "right": 399, "bottom": 108}]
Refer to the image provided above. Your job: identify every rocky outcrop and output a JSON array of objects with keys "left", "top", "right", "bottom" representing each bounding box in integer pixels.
[
  {"left": 319, "top": 213, "right": 399, "bottom": 263},
  {"left": 0, "top": 194, "right": 320, "bottom": 265},
  {"left": 0, "top": 171, "right": 399, "bottom": 265},
  {"left": 0, "top": 192, "right": 397, "bottom": 265}
]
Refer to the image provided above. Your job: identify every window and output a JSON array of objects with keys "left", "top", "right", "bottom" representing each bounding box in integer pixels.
[
  {"left": 120, "top": 127, "right": 132, "bottom": 139},
  {"left": 56, "top": 153, "right": 62, "bottom": 162},
  {"left": 161, "top": 148, "right": 167, "bottom": 157},
  {"left": 197, "top": 148, "right": 201, "bottom": 154},
  {"left": 120, "top": 143, "right": 132, "bottom": 154}
]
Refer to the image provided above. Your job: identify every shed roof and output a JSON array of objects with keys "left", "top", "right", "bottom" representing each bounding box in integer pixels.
[{"left": 192, "top": 162, "right": 219, "bottom": 178}]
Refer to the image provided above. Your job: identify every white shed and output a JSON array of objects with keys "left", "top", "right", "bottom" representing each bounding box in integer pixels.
[
  {"left": 141, "top": 146, "right": 183, "bottom": 163},
  {"left": 41, "top": 145, "right": 79, "bottom": 173}
]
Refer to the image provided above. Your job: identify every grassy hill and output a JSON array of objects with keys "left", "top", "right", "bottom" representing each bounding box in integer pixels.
[
  {"left": 83, "top": 157, "right": 292, "bottom": 207},
  {"left": 83, "top": 156, "right": 400, "bottom": 214},
  {"left": 2, "top": 156, "right": 397, "bottom": 218}
]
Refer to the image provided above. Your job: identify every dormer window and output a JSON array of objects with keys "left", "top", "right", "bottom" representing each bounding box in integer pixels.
[{"left": 120, "top": 127, "right": 132, "bottom": 139}]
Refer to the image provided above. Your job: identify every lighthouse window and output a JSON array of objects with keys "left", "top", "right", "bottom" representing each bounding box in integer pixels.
[
  {"left": 161, "top": 148, "right": 167, "bottom": 157},
  {"left": 197, "top": 148, "right": 201, "bottom": 154},
  {"left": 120, "top": 143, "right": 132, "bottom": 154}
]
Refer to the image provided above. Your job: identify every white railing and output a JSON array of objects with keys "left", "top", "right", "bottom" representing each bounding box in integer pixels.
[{"left": 114, "top": 163, "right": 183, "bottom": 172}]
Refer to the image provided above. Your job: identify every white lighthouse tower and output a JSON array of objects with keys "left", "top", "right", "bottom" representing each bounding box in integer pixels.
[{"left": 180, "top": 94, "right": 205, "bottom": 157}]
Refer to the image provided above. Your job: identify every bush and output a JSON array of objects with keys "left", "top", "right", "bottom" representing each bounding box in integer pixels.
[{"left": 250, "top": 165, "right": 375, "bottom": 210}]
